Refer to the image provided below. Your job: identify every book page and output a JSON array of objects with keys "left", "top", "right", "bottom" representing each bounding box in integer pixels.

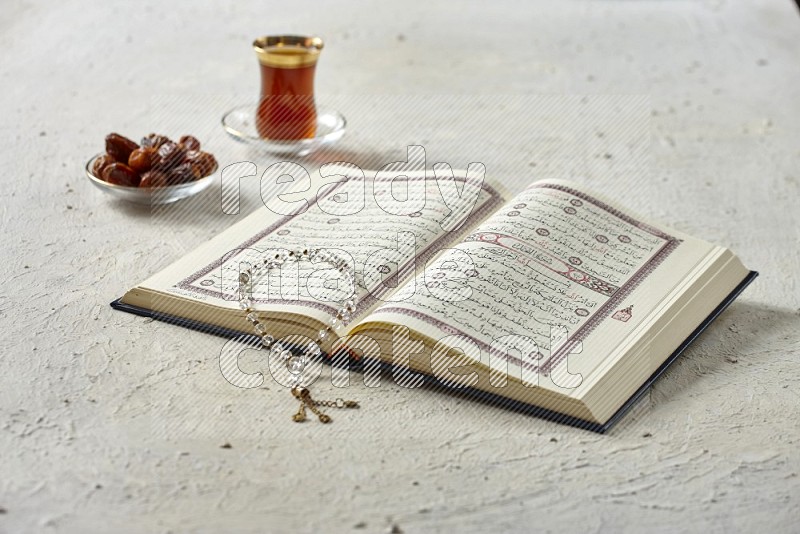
[
  {"left": 134, "top": 168, "right": 506, "bottom": 326},
  {"left": 358, "top": 179, "right": 720, "bottom": 388}
]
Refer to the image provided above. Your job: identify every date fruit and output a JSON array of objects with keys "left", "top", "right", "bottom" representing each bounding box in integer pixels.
[
  {"left": 92, "top": 154, "right": 116, "bottom": 178},
  {"left": 128, "top": 147, "right": 156, "bottom": 173},
  {"left": 186, "top": 150, "right": 217, "bottom": 178},
  {"left": 155, "top": 141, "right": 185, "bottom": 170},
  {"left": 169, "top": 163, "right": 196, "bottom": 184},
  {"left": 105, "top": 133, "right": 139, "bottom": 163},
  {"left": 178, "top": 135, "right": 201, "bottom": 152},
  {"left": 139, "top": 170, "right": 168, "bottom": 188},
  {"left": 140, "top": 133, "right": 170, "bottom": 150},
  {"left": 103, "top": 162, "right": 140, "bottom": 187},
  {"left": 95, "top": 131, "right": 215, "bottom": 189}
]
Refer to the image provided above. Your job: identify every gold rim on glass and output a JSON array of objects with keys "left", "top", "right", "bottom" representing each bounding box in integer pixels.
[{"left": 253, "top": 35, "right": 324, "bottom": 68}]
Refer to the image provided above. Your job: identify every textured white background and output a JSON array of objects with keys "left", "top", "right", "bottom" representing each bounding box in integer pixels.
[{"left": 1, "top": 1, "right": 799, "bottom": 533}]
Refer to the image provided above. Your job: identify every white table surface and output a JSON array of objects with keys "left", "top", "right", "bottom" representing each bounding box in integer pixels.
[{"left": 2, "top": 1, "right": 799, "bottom": 532}]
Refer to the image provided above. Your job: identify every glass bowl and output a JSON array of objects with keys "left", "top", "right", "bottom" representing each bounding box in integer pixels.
[
  {"left": 85, "top": 154, "right": 217, "bottom": 206},
  {"left": 221, "top": 104, "right": 346, "bottom": 157}
]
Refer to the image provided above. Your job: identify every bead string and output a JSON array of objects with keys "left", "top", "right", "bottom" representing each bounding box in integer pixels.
[{"left": 237, "top": 247, "right": 361, "bottom": 423}]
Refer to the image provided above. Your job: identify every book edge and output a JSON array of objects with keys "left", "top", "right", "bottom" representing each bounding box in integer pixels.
[{"left": 109, "top": 270, "right": 758, "bottom": 434}]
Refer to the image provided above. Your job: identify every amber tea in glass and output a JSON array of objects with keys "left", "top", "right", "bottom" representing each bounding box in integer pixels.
[{"left": 253, "top": 35, "right": 323, "bottom": 140}]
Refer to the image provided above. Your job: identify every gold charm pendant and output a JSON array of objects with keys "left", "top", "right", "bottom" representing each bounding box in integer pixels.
[
  {"left": 292, "top": 402, "right": 307, "bottom": 422},
  {"left": 291, "top": 386, "right": 359, "bottom": 424}
]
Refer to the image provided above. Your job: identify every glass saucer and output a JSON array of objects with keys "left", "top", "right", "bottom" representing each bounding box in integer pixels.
[
  {"left": 85, "top": 154, "right": 217, "bottom": 206},
  {"left": 221, "top": 105, "right": 346, "bottom": 157}
]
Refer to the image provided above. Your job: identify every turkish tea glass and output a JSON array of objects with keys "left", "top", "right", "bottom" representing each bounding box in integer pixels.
[{"left": 253, "top": 35, "right": 324, "bottom": 140}]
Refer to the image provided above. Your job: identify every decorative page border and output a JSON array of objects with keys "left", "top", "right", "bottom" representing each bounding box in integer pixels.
[
  {"left": 376, "top": 183, "right": 682, "bottom": 375},
  {"left": 174, "top": 174, "right": 505, "bottom": 319}
]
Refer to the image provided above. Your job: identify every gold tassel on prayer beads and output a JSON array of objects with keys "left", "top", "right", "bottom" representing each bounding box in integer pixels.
[{"left": 291, "top": 386, "right": 359, "bottom": 424}]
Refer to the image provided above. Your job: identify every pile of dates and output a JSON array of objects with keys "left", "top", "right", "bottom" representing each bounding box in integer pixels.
[{"left": 93, "top": 133, "right": 218, "bottom": 188}]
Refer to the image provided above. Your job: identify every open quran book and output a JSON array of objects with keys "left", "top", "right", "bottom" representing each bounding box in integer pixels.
[{"left": 115, "top": 167, "right": 756, "bottom": 431}]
